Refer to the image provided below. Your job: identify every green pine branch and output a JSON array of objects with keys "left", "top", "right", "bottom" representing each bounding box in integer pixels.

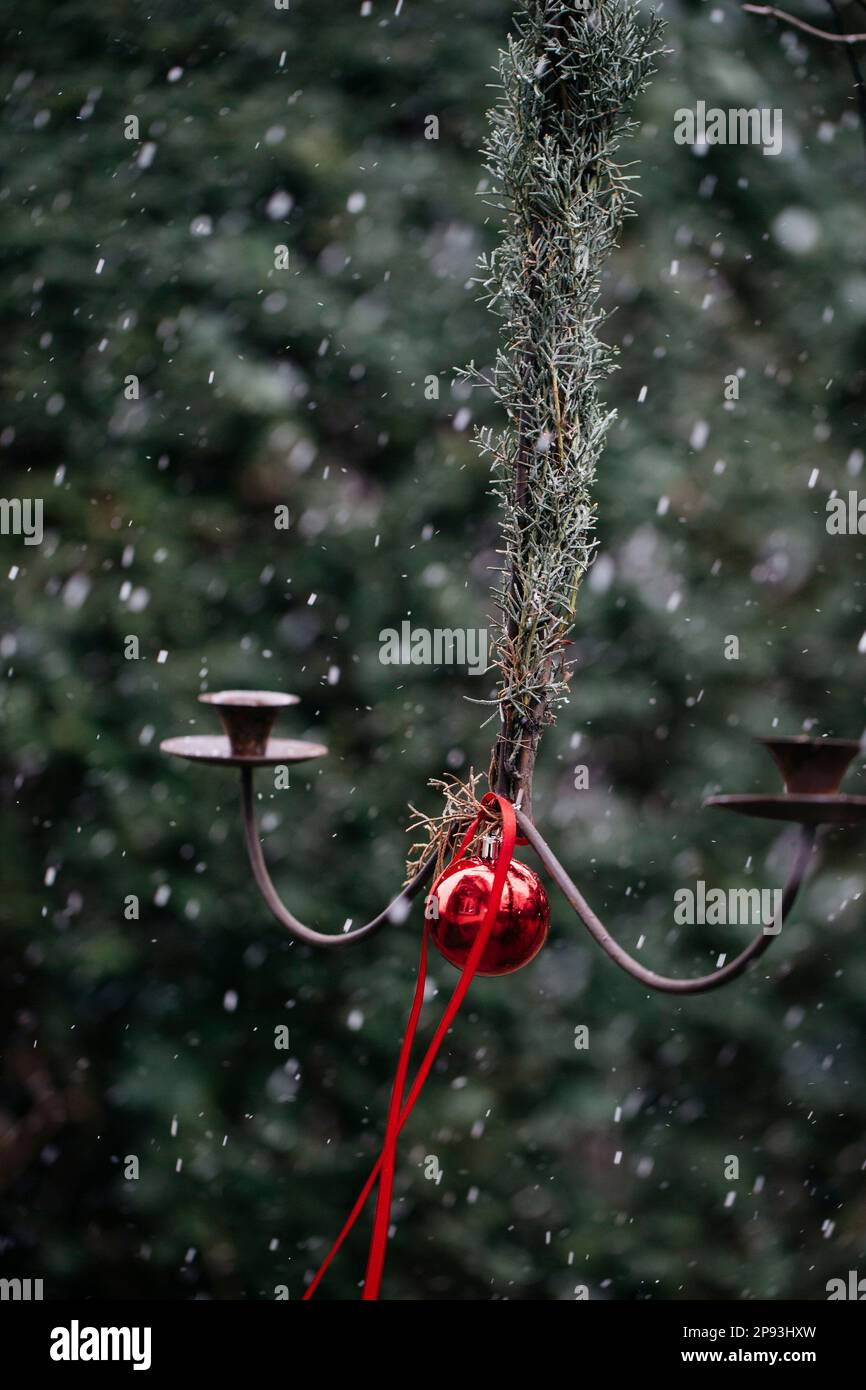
[{"left": 460, "top": 0, "right": 663, "bottom": 815}]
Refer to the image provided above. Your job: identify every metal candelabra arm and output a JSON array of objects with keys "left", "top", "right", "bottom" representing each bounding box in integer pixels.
[
  {"left": 516, "top": 809, "right": 817, "bottom": 995},
  {"left": 241, "top": 766, "right": 436, "bottom": 948},
  {"left": 161, "top": 695, "right": 865, "bottom": 964}
]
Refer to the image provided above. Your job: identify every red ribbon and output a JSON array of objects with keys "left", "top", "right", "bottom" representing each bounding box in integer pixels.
[{"left": 304, "top": 792, "right": 518, "bottom": 1300}]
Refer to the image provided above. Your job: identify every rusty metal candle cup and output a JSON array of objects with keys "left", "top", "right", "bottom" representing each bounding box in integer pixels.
[
  {"left": 160, "top": 689, "right": 327, "bottom": 769},
  {"left": 704, "top": 735, "right": 866, "bottom": 825},
  {"left": 757, "top": 736, "right": 861, "bottom": 795},
  {"left": 198, "top": 690, "right": 299, "bottom": 758}
]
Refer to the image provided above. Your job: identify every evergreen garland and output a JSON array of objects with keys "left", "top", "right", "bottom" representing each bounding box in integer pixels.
[{"left": 462, "top": 0, "right": 663, "bottom": 816}]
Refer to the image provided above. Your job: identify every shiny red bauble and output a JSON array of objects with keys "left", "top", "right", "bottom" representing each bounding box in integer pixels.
[{"left": 427, "top": 855, "right": 549, "bottom": 976}]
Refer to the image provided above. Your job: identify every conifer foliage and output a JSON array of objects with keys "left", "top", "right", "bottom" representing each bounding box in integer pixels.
[{"left": 464, "top": 2, "right": 663, "bottom": 812}]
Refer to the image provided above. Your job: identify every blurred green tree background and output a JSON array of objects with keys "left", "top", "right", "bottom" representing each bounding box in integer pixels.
[{"left": 1, "top": 0, "right": 865, "bottom": 1300}]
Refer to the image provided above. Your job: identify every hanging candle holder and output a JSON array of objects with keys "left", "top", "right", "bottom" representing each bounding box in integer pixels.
[
  {"left": 155, "top": 0, "right": 866, "bottom": 1301},
  {"left": 160, "top": 697, "right": 864, "bottom": 989}
]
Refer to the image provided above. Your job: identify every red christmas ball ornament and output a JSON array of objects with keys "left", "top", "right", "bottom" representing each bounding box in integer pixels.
[{"left": 428, "top": 855, "right": 549, "bottom": 976}]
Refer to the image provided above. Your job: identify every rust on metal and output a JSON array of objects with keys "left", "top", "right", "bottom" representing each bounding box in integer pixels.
[
  {"left": 704, "top": 734, "right": 865, "bottom": 824},
  {"left": 704, "top": 793, "right": 866, "bottom": 825},
  {"left": 160, "top": 734, "right": 328, "bottom": 768},
  {"left": 198, "top": 689, "right": 299, "bottom": 758},
  {"left": 756, "top": 735, "right": 862, "bottom": 795}
]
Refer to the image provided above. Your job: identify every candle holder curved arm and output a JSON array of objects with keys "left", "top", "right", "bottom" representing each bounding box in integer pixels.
[
  {"left": 517, "top": 810, "right": 817, "bottom": 995},
  {"left": 241, "top": 767, "right": 437, "bottom": 948},
  {"left": 161, "top": 696, "right": 864, "bottom": 968}
]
